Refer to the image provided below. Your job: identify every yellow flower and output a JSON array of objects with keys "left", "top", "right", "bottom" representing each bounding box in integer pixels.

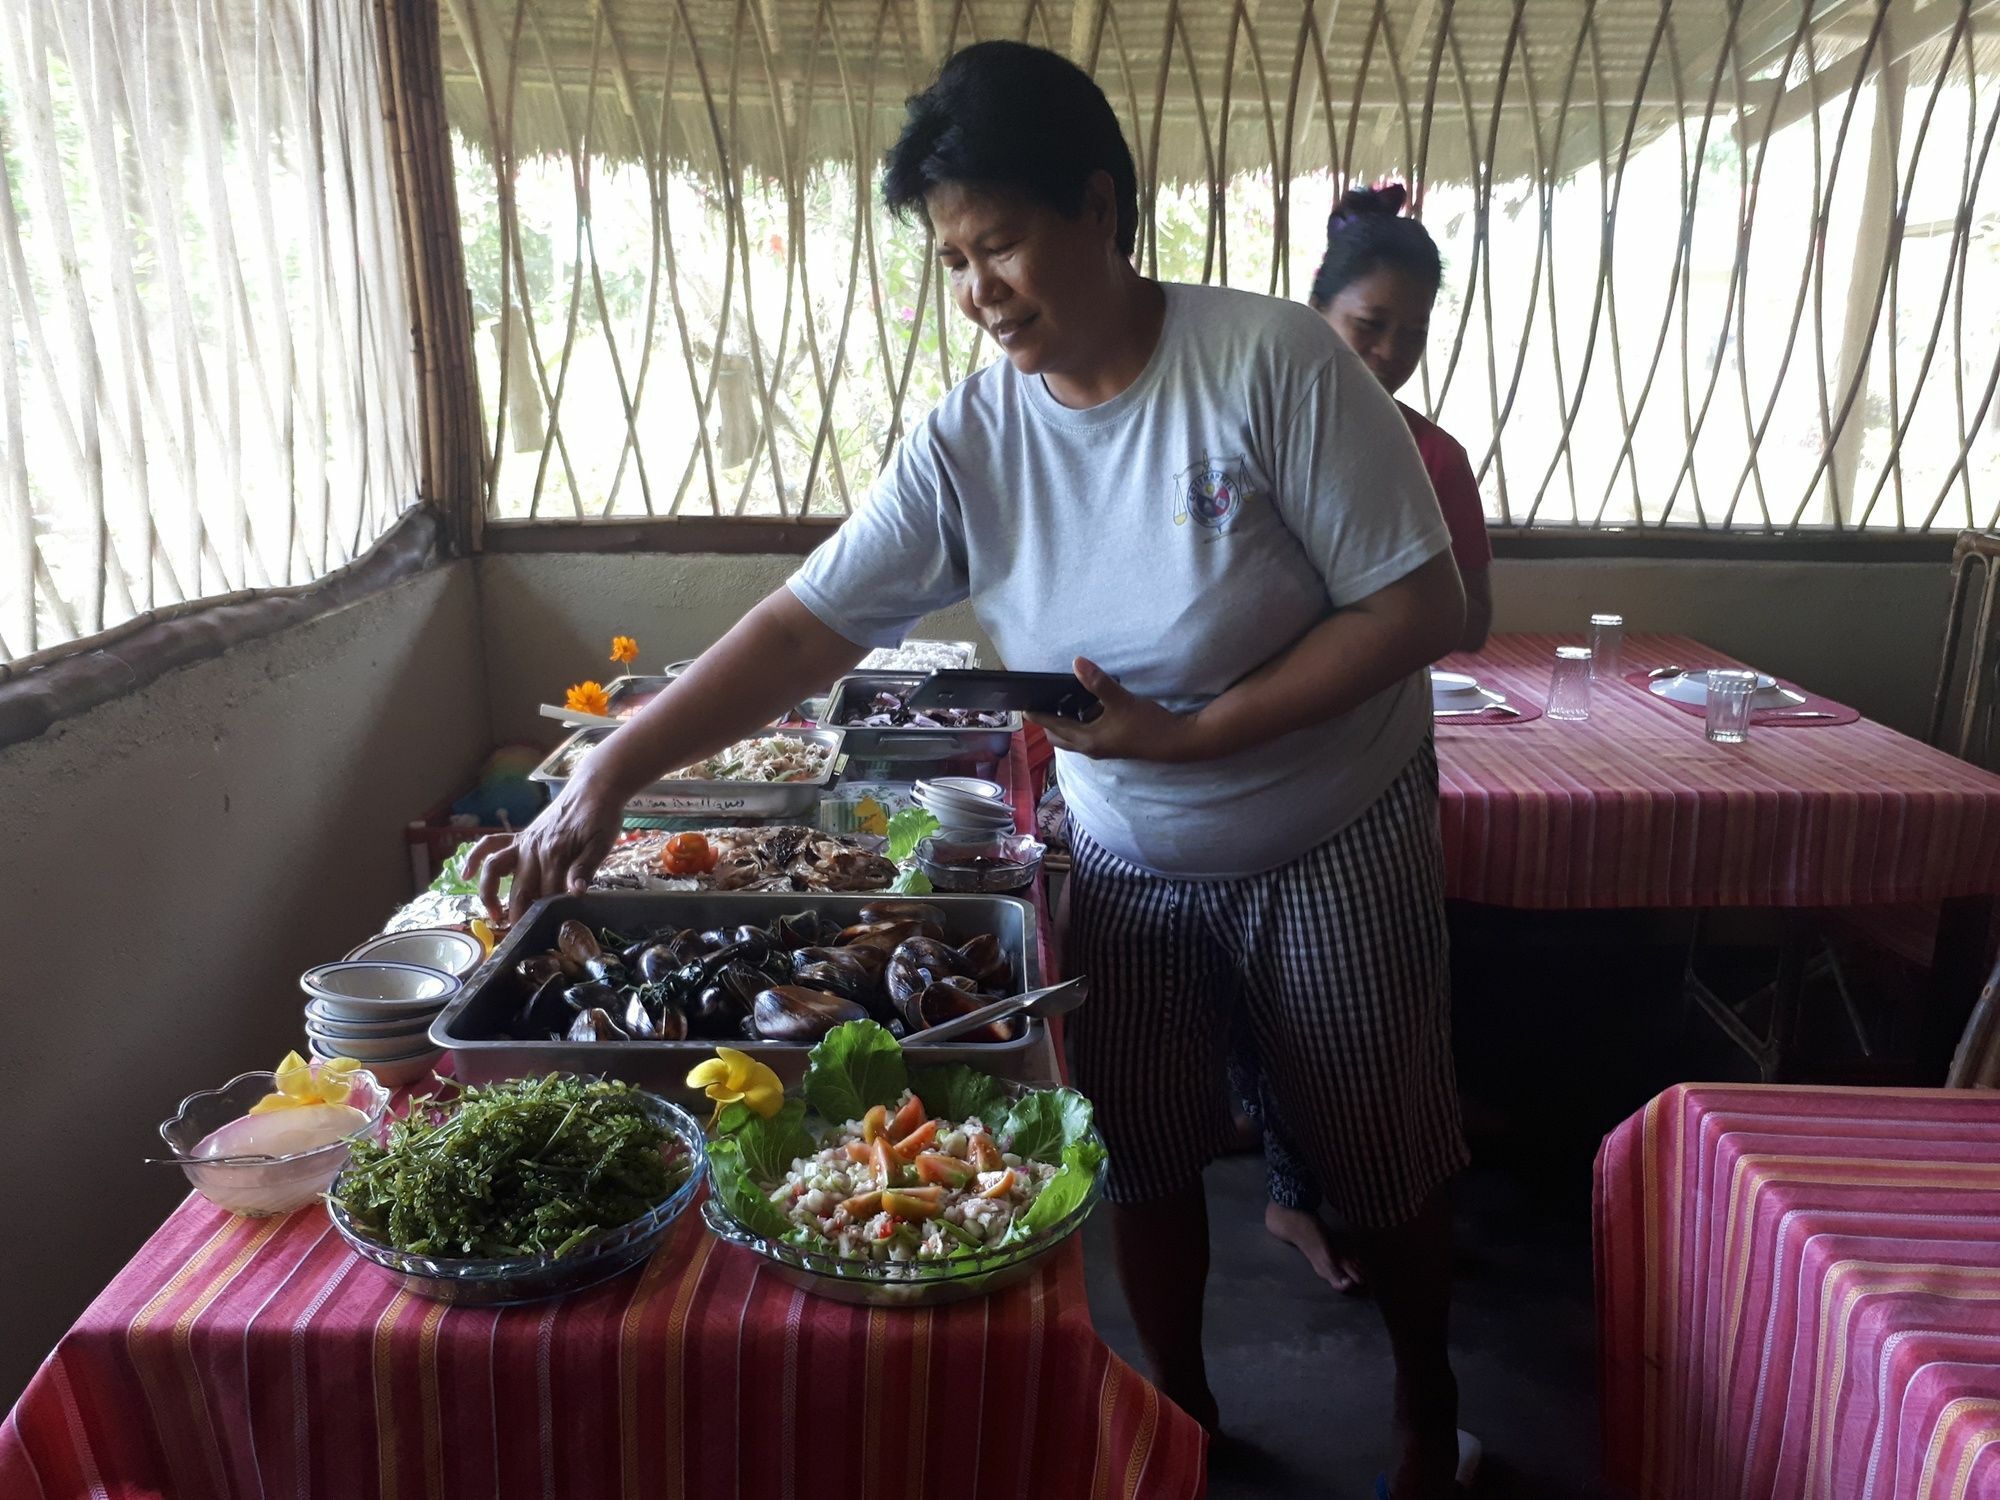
[
  {"left": 249, "top": 1051, "right": 362, "bottom": 1114},
  {"left": 609, "top": 635, "right": 639, "bottom": 664},
  {"left": 566, "top": 680, "right": 611, "bottom": 717},
  {"left": 686, "top": 1047, "right": 785, "bottom": 1125}
]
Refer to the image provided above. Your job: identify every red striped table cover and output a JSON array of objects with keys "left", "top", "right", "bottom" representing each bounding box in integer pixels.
[
  {"left": 1595, "top": 1083, "right": 2000, "bottom": 1499},
  {"left": 1436, "top": 634, "right": 2000, "bottom": 909},
  {"left": 0, "top": 1193, "right": 1206, "bottom": 1499}
]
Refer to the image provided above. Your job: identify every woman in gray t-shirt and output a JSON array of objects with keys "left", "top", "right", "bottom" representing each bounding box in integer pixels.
[{"left": 471, "top": 40, "right": 1467, "bottom": 1499}]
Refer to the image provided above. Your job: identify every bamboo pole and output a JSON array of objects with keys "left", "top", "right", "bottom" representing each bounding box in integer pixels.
[{"left": 375, "top": 0, "right": 486, "bottom": 554}]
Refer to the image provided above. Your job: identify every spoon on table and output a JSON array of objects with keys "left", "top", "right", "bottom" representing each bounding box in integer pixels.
[{"left": 903, "top": 978, "right": 1089, "bottom": 1046}]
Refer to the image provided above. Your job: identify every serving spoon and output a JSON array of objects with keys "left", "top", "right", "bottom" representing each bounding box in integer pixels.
[{"left": 903, "top": 978, "right": 1089, "bottom": 1046}]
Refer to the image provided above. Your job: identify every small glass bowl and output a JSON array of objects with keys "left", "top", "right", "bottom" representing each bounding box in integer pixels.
[
  {"left": 914, "top": 832, "right": 1047, "bottom": 892},
  {"left": 326, "top": 1094, "right": 706, "bottom": 1305},
  {"left": 159, "top": 1068, "right": 391, "bottom": 1217}
]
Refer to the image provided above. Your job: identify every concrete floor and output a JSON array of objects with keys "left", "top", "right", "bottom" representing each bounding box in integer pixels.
[{"left": 1075, "top": 903, "right": 1845, "bottom": 1499}]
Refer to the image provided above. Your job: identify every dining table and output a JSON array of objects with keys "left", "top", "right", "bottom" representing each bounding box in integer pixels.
[
  {"left": 0, "top": 738, "right": 1207, "bottom": 1500},
  {"left": 1432, "top": 632, "right": 2000, "bottom": 1074},
  {"left": 1595, "top": 1080, "right": 2000, "bottom": 1499}
]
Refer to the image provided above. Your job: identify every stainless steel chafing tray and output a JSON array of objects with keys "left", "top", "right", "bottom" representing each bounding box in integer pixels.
[
  {"left": 528, "top": 726, "right": 846, "bottom": 819},
  {"left": 824, "top": 673, "right": 1019, "bottom": 763},
  {"left": 431, "top": 891, "right": 1049, "bottom": 1097}
]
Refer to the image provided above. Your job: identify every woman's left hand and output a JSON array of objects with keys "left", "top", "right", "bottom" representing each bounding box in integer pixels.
[{"left": 1028, "top": 658, "right": 1210, "bottom": 763}]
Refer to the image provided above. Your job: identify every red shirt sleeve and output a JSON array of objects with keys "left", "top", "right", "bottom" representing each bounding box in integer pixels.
[{"left": 1399, "top": 404, "right": 1493, "bottom": 572}]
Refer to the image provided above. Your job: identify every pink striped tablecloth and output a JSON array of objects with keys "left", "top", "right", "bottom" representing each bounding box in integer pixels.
[
  {"left": 1436, "top": 633, "right": 2000, "bottom": 909},
  {"left": 0, "top": 1192, "right": 1205, "bottom": 1500},
  {"left": 1595, "top": 1083, "right": 2000, "bottom": 1499}
]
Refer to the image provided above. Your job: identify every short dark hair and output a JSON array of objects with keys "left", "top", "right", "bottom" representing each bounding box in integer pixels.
[
  {"left": 882, "top": 41, "right": 1139, "bottom": 258},
  {"left": 1308, "top": 182, "right": 1442, "bottom": 309}
]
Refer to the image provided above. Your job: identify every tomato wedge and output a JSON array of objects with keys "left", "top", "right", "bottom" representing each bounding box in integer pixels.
[
  {"left": 843, "top": 1141, "right": 872, "bottom": 1163},
  {"left": 840, "top": 1190, "right": 883, "bottom": 1218},
  {"left": 894, "top": 1120, "right": 940, "bottom": 1156},
  {"left": 968, "top": 1131, "right": 1005, "bottom": 1173},
  {"left": 888, "top": 1095, "right": 927, "bottom": 1139},
  {"left": 914, "top": 1152, "right": 976, "bottom": 1189},
  {"left": 860, "top": 1104, "right": 890, "bottom": 1144},
  {"left": 979, "top": 1169, "right": 1018, "bottom": 1199},
  {"left": 871, "top": 1135, "right": 905, "bottom": 1189},
  {"left": 882, "top": 1186, "right": 945, "bottom": 1220}
]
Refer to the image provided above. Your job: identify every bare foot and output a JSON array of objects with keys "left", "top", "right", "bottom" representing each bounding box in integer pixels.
[{"left": 1264, "top": 1201, "right": 1366, "bottom": 1292}]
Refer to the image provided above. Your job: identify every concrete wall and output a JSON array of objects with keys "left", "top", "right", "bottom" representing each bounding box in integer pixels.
[
  {"left": 481, "top": 551, "right": 1948, "bottom": 743},
  {"left": 0, "top": 562, "right": 489, "bottom": 1406}
]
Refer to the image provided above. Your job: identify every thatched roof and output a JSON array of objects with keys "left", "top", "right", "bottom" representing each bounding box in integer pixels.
[{"left": 435, "top": 0, "right": 1871, "bottom": 192}]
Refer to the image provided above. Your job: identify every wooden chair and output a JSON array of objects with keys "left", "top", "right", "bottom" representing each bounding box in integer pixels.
[{"left": 1685, "top": 531, "right": 2000, "bottom": 1081}]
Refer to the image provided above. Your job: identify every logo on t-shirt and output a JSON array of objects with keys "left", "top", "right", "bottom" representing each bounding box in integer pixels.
[{"left": 1173, "top": 455, "right": 1252, "bottom": 538}]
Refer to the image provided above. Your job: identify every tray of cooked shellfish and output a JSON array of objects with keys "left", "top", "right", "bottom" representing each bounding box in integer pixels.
[{"left": 432, "top": 893, "right": 1047, "bottom": 1092}]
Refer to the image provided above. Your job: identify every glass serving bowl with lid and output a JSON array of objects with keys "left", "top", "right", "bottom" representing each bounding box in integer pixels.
[
  {"left": 158, "top": 1067, "right": 392, "bottom": 1217},
  {"left": 913, "top": 831, "right": 1047, "bottom": 893}
]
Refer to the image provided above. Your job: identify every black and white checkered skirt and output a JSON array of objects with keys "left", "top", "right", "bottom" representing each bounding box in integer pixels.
[{"left": 1064, "top": 742, "right": 1467, "bottom": 1228}]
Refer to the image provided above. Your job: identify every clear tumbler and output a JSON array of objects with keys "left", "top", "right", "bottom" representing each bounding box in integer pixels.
[
  {"left": 1589, "top": 614, "right": 1624, "bottom": 681},
  {"left": 1705, "top": 669, "right": 1756, "bottom": 744},
  {"left": 1548, "top": 646, "right": 1594, "bottom": 722}
]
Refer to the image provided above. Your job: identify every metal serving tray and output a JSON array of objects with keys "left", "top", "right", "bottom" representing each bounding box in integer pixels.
[
  {"left": 602, "top": 674, "right": 676, "bottom": 719},
  {"left": 824, "top": 672, "right": 1020, "bottom": 763},
  {"left": 432, "top": 892, "right": 1048, "bottom": 1100},
  {"left": 529, "top": 726, "right": 846, "bottom": 818}
]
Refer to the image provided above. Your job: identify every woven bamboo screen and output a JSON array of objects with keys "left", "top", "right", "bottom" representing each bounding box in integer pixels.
[
  {"left": 0, "top": 0, "right": 421, "bottom": 668},
  {"left": 448, "top": 0, "right": 1993, "bottom": 534}
]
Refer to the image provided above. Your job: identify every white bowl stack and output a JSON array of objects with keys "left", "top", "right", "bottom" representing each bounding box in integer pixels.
[
  {"left": 914, "top": 776, "right": 1016, "bottom": 835},
  {"left": 302, "top": 930, "right": 483, "bottom": 1088}
]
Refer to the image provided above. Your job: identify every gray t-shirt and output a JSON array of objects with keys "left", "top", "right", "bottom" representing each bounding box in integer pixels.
[{"left": 790, "top": 282, "right": 1450, "bottom": 878}]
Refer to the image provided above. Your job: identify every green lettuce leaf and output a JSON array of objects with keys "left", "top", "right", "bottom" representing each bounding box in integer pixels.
[
  {"left": 704, "top": 1136, "right": 797, "bottom": 1243},
  {"left": 884, "top": 808, "right": 942, "bottom": 862},
  {"left": 803, "top": 1020, "right": 909, "bottom": 1123},
  {"left": 887, "top": 867, "right": 934, "bottom": 895},
  {"left": 999, "top": 1087, "right": 1094, "bottom": 1162},
  {"left": 429, "top": 841, "right": 509, "bottom": 901},
  {"left": 908, "top": 1063, "right": 1009, "bottom": 1127},
  {"left": 1006, "top": 1136, "right": 1107, "bottom": 1241},
  {"left": 714, "top": 1098, "right": 814, "bottom": 1184}
]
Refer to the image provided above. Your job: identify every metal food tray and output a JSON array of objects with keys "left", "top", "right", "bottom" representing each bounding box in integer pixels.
[
  {"left": 529, "top": 726, "right": 846, "bottom": 818},
  {"left": 432, "top": 891, "right": 1048, "bottom": 1099},
  {"left": 602, "top": 674, "right": 675, "bottom": 719},
  {"left": 824, "top": 672, "right": 1020, "bottom": 763}
]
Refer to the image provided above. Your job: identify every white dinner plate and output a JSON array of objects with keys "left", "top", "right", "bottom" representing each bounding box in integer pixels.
[
  {"left": 1430, "top": 670, "right": 1489, "bottom": 710},
  {"left": 1648, "top": 671, "right": 1791, "bottom": 708}
]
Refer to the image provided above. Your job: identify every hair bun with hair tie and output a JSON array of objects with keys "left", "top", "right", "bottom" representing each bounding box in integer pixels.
[{"left": 1327, "top": 178, "right": 1411, "bottom": 238}]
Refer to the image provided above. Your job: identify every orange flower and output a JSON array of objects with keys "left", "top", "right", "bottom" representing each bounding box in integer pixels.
[
  {"left": 566, "top": 680, "right": 611, "bottom": 717},
  {"left": 609, "top": 635, "right": 638, "bottom": 664}
]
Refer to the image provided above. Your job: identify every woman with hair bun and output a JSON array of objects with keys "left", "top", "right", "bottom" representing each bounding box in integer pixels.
[{"left": 1312, "top": 183, "right": 1493, "bottom": 651}]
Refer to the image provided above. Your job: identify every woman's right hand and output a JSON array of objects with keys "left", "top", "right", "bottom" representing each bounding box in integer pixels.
[{"left": 464, "top": 779, "right": 624, "bottom": 925}]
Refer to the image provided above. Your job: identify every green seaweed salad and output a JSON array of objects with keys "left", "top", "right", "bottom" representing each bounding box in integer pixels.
[
  {"left": 706, "top": 1019, "right": 1105, "bottom": 1261},
  {"left": 331, "top": 1075, "right": 691, "bottom": 1259}
]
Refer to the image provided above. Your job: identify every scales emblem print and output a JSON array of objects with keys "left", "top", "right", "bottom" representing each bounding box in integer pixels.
[{"left": 1173, "top": 455, "right": 1252, "bottom": 537}]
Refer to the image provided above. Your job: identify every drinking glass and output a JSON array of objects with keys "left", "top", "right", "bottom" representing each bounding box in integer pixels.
[
  {"left": 1548, "top": 646, "right": 1593, "bottom": 721},
  {"left": 1705, "top": 669, "right": 1756, "bottom": 744},
  {"left": 1588, "top": 614, "right": 1624, "bottom": 681}
]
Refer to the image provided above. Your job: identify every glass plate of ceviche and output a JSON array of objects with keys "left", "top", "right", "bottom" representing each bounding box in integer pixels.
[{"left": 698, "top": 1020, "right": 1105, "bottom": 1306}]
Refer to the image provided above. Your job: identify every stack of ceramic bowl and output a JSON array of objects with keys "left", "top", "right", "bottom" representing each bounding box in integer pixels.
[
  {"left": 913, "top": 776, "right": 1016, "bottom": 835},
  {"left": 301, "top": 930, "right": 485, "bottom": 1087}
]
